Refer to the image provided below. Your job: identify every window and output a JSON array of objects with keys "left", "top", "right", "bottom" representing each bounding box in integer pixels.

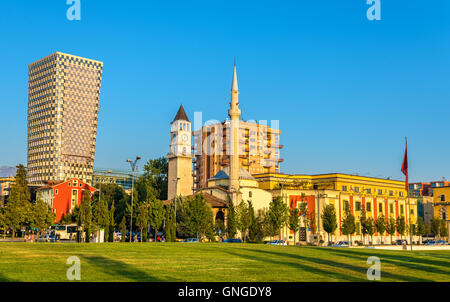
[
  {"left": 356, "top": 222, "right": 361, "bottom": 235},
  {"left": 342, "top": 185, "right": 347, "bottom": 192},
  {"left": 366, "top": 188, "right": 371, "bottom": 194},
  {"left": 366, "top": 203, "right": 371, "bottom": 212},
  {"left": 441, "top": 195, "right": 446, "bottom": 202},
  {"left": 343, "top": 200, "right": 350, "bottom": 212},
  {"left": 378, "top": 203, "right": 383, "bottom": 213},
  {"left": 249, "top": 191, "right": 252, "bottom": 198},
  {"left": 400, "top": 205, "right": 404, "bottom": 215},
  {"left": 378, "top": 189, "right": 383, "bottom": 195},
  {"left": 354, "top": 187, "right": 360, "bottom": 193},
  {"left": 71, "top": 189, "right": 78, "bottom": 210},
  {"left": 389, "top": 190, "right": 393, "bottom": 196},
  {"left": 399, "top": 192, "right": 404, "bottom": 197},
  {"left": 68, "top": 182, "right": 71, "bottom": 187},
  {"left": 355, "top": 202, "right": 361, "bottom": 211},
  {"left": 389, "top": 204, "right": 394, "bottom": 213},
  {"left": 55, "top": 189, "right": 58, "bottom": 195}
]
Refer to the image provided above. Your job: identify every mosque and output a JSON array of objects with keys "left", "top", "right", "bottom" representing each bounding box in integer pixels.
[{"left": 166, "top": 63, "right": 418, "bottom": 245}]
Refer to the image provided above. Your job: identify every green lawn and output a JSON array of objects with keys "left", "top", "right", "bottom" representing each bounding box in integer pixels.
[{"left": 0, "top": 242, "right": 449, "bottom": 282}]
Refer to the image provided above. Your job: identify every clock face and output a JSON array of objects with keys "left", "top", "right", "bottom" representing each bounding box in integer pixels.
[
  {"left": 182, "top": 134, "right": 188, "bottom": 142},
  {"left": 172, "top": 134, "right": 177, "bottom": 142}
]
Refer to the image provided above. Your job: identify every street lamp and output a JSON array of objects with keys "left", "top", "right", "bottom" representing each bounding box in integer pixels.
[{"left": 127, "top": 156, "right": 141, "bottom": 242}]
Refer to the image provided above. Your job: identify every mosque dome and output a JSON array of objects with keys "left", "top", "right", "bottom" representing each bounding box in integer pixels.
[{"left": 210, "top": 166, "right": 255, "bottom": 181}]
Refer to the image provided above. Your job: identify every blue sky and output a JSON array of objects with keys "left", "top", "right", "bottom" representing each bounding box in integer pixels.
[{"left": 0, "top": 0, "right": 449, "bottom": 182}]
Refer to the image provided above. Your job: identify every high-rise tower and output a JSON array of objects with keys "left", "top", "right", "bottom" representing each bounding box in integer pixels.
[
  {"left": 167, "top": 105, "right": 194, "bottom": 200},
  {"left": 27, "top": 52, "right": 103, "bottom": 185},
  {"left": 228, "top": 61, "right": 241, "bottom": 203}
]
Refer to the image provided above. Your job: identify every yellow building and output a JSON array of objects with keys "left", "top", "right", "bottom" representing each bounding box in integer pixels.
[
  {"left": 254, "top": 173, "right": 418, "bottom": 245},
  {"left": 0, "top": 177, "right": 15, "bottom": 205},
  {"left": 431, "top": 186, "right": 450, "bottom": 238}
]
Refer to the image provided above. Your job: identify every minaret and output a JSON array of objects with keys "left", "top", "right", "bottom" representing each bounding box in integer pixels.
[{"left": 228, "top": 61, "right": 241, "bottom": 203}]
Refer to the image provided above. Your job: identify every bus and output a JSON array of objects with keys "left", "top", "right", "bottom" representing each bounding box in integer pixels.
[{"left": 54, "top": 224, "right": 78, "bottom": 240}]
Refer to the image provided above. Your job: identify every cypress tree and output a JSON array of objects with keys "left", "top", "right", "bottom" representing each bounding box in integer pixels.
[{"left": 226, "top": 196, "right": 237, "bottom": 239}]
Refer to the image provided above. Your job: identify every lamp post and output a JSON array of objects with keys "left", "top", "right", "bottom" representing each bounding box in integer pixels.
[{"left": 127, "top": 156, "right": 141, "bottom": 242}]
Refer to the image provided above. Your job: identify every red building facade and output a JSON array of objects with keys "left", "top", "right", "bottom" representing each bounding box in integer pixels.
[{"left": 37, "top": 178, "right": 97, "bottom": 222}]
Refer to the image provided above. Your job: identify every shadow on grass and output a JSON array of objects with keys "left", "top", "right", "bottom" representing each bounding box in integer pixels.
[
  {"left": 236, "top": 247, "right": 432, "bottom": 282},
  {"left": 222, "top": 248, "right": 363, "bottom": 281},
  {"left": 0, "top": 273, "right": 17, "bottom": 282},
  {"left": 81, "top": 255, "right": 181, "bottom": 282},
  {"left": 323, "top": 248, "right": 450, "bottom": 279}
]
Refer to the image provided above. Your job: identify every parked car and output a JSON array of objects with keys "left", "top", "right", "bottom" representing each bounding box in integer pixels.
[
  {"left": 424, "top": 240, "right": 436, "bottom": 246},
  {"left": 395, "top": 239, "right": 408, "bottom": 245},
  {"left": 266, "top": 240, "right": 287, "bottom": 246},
  {"left": 181, "top": 238, "right": 199, "bottom": 243},
  {"left": 332, "top": 241, "right": 349, "bottom": 247},
  {"left": 38, "top": 234, "right": 57, "bottom": 242},
  {"left": 222, "top": 238, "right": 242, "bottom": 243},
  {"left": 436, "top": 240, "right": 448, "bottom": 245}
]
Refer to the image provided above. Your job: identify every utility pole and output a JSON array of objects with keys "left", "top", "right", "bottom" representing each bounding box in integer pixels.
[{"left": 126, "top": 156, "right": 141, "bottom": 242}]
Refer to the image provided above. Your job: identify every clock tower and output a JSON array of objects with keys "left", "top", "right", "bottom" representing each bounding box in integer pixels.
[{"left": 167, "top": 105, "right": 194, "bottom": 200}]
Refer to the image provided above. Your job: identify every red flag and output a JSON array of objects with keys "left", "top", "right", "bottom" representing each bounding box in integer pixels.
[{"left": 401, "top": 138, "right": 408, "bottom": 192}]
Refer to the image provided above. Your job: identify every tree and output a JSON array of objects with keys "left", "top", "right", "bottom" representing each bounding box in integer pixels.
[
  {"left": 430, "top": 218, "right": 441, "bottom": 240},
  {"left": 136, "top": 202, "right": 149, "bottom": 242},
  {"left": 108, "top": 202, "right": 115, "bottom": 242},
  {"left": 321, "top": 204, "right": 337, "bottom": 246},
  {"left": 236, "top": 201, "right": 251, "bottom": 242},
  {"left": 396, "top": 216, "right": 406, "bottom": 241},
  {"left": 31, "top": 199, "right": 55, "bottom": 236},
  {"left": 5, "top": 164, "right": 31, "bottom": 239},
  {"left": 148, "top": 198, "right": 164, "bottom": 241},
  {"left": 375, "top": 215, "right": 386, "bottom": 244},
  {"left": 439, "top": 219, "right": 448, "bottom": 240},
  {"left": 119, "top": 217, "right": 127, "bottom": 242},
  {"left": 143, "top": 157, "right": 168, "bottom": 200},
  {"left": 360, "top": 206, "right": 368, "bottom": 245},
  {"left": 78, "top": 191, "right": 93, "bottom": 243},
  {"left": 165, "top": 201, "right": 176, "bottom": 242},
  {"left": 226, "top": 196, "right": 237, "bottom": 239},
  {"left": 247, "top": 201, "right": 258, "bottom": 243},
  {"left": 0, "top": 208, "right": 7, "bottom": 239},
  {"left": 93, "top": 197, "right": 110, "bottom": 242},
  {"left": 416, "top": 217, "right": 426, "bottom": 244},
  {"left": 341, "top": 207, "right": 356, "bottom": 246},
  {"left": 288, "top": 208, "right": 300, "bottom": 246},
  {"left": 386, "top": 217, "right": 397, "bottom": 244},
  {"left": 177, "top": 194, "right": 213, "bottom": 241},
  {"left": 267, "top": 196, "right": 289, "bottom": 241},
  {"left": 366, "top": 217, "right": 375, "bottom": 245}
]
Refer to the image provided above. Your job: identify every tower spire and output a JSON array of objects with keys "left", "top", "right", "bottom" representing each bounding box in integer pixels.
[{"left": 232, "top": 59, "right": 238, "bottom": 92}]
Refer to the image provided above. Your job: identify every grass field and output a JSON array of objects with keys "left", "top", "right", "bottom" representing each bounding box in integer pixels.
[{"left": 0, "top": 242, "right": 449, "bottom": 282}]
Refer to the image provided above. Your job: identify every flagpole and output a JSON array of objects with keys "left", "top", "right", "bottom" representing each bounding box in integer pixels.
[{"left": 406, "top": 137, "right": 413, "bottom": 251}]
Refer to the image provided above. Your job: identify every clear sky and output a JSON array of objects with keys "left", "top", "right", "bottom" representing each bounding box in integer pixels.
[{"left": 0, "top": 0, "right": 449, "bottom": 182}]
